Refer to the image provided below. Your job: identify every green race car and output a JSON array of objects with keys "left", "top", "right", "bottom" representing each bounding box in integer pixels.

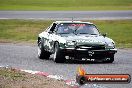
[{"left": 37, "top": 21, "right": 117, "bottom": 63}]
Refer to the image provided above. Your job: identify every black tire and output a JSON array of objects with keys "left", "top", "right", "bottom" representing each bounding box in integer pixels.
[
  {"left": 38, "top": 38, "right": 50, "bottom": 59},
  {"left": 104, "top": 55, "right": 114, "bottom": 63},
  {"left": 53, "top": 42, "right": 65, "bottom": 63}
]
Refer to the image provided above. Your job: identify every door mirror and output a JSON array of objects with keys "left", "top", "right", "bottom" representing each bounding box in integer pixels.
[{"left": 102, "top": 33, "right": 107, "bottom": 37}]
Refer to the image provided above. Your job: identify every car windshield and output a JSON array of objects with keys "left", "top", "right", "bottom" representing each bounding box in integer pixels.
[{"left": 56, "top": 23, "right": 100, "bottom": 35}]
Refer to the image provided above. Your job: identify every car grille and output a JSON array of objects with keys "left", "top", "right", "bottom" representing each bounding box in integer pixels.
[{"left": 75, "top": 44, "right": 105, "bottom": 50}]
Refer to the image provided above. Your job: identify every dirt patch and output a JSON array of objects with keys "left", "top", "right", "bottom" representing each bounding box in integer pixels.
[{"left": 0, "top": 67, "right": 70, "bottom": 88}]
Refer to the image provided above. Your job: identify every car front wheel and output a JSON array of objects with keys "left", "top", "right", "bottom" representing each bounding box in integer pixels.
[
  {"left": 104, "top": 55, "right": 114, "bottom": 63},
  {"left": 53, "top": 42, "right": 65, "bottom": 63},
  {"left": 38, "top": 39, "right": 50, "bottom": 59}
]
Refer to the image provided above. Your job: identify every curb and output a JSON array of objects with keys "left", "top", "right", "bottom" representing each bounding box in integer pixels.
[{"left": 0, "top": 66, "right": 79, "bottom": 88}]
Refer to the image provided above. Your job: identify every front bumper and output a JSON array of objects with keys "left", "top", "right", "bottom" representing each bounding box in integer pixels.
[{"left": 60, "top": 48, "right": 117, "bottom": 61}]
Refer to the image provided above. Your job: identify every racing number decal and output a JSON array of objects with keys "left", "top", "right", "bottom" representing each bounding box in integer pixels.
[
  {"left": 43, "top": 38, "right": 50, "bottom": 49},
  {"left": 48, "top": 35, "right": 53, "bottom": 50}
]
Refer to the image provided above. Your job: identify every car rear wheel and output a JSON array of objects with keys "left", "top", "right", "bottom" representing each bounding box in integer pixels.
[
  {"left": 53, "top": 43, "right": 65, "bottom": 63},
  {"left": 38, "top": 39, "right": 50, "bottom": 59}
]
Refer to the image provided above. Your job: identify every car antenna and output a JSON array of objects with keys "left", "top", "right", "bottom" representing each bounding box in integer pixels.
[{"left": 72, "top": 17, "right": 74, "bottom": 22}]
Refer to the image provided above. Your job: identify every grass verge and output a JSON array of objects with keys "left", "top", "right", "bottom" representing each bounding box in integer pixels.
[
  {"left": 0, "top": 0, "right": 132, "bottom": 10},
  {"left": 0, "top": 67, "right": 69, "bottom": 88},
  {"left": 0, "top": 19, "right": 132, "bottom": 48}
]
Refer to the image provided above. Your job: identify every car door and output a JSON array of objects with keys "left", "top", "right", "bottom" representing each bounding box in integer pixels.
[
  {"left": 47, "top": 23, "right": 57, "bottom": 51},
  {"left": 42, "top": 26, "right": 52, "bottom": 50}
]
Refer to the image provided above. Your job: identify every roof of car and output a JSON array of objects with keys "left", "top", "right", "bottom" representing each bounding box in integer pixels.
[{"left": 54, "top": 21, "right": 93, "bottom": 24}]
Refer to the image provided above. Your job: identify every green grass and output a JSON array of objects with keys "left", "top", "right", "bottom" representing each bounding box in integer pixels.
[
  {"left": 0, "top": 20, "right": 52, "bottom": 43},
  {"left": 0, "top": 0, "right": 132, "bottom": 10},
  {"left": 0, "top": 68, "right": 26, "bottom": 80},
  {"left": 0, "top": 19, "right": 132, "bottom": 48},
  {"left": 91, "top": 20, "right": 132, "bottom": 48}
]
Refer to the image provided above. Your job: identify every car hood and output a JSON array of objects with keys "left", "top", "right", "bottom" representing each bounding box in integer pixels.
[{"left": 60, "top": 34, "right": 114, "bottom": 45}]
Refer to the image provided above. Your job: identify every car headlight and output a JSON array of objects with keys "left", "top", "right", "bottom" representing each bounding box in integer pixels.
[
  {"left": 67, "top": 42, "right": 74, "bottom": 45},
  {"left": 106, "top": 42, "right": 115, "bottom": 49},
  {"left": 108, "top": 43, "right": 114, "bottom": 47},
  {"left": 66, "top": 41, "right": 76, "bottom": 46}
]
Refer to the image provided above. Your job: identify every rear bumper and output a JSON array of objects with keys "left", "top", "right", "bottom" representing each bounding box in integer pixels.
[{"left": 60, "top": 48, "right": 117, "bottom": 61}]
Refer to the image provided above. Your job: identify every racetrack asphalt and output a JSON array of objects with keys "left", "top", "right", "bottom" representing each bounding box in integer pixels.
[
  {"left": 0, "top": 11, "right": 132, "bottom": 20},
  {"left": 0, "top": 43, "right": 132, "bottom": 88}
]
